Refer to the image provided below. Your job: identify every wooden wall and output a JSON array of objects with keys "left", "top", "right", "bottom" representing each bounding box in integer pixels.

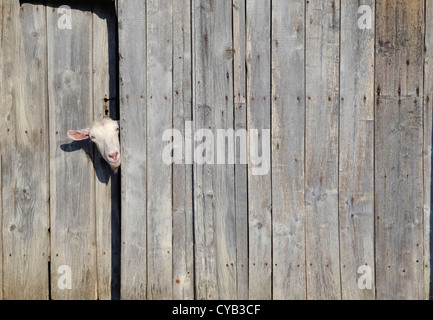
[{"left": 0, "top": 0, "right": 432, "bottom": 300}]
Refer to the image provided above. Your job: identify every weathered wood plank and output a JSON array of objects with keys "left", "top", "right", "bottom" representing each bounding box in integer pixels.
[
  {"left": 146, "top": 0, "right": 173, "bottom": 300},
  {"left": 246, "top": 0, "right": 272, "bottom": 300},
  {"left": 193, "top": 0, "right": 237, "bottom": 300},
  {"left": 172, "top": 0, "right": 194, "bottom": 300},
  {"left": 0, "top": 0, "right": 3, "bottom": 300},
  {"left": 339, "top": 0, "right": 375, "bottom": 300},
  {"left": 47, "top": 2, "right": 97, "bottom": 300},
  {"left": 375, "top": 0, "right": 425, "bottom": 300},
  {"left": 118, "top": 0, "right": 147, "bottom": 300},
  {"left": 305, "top": 0, "right": 341, "bottom": 300},
  {"left": 424, "top": 0, "right": 433, "bottom": 301},
  {"left": 233, "top": 0, "right": 248, "bottom": 300},
  {"left": 271, "top": 0, "right": 306, "bottom": 300},
  {"left": 92, "top": 2, "right": 120, "bottom": 300},
  {"left": 1, "top": 1, "right": 50, "bottom": 300}
]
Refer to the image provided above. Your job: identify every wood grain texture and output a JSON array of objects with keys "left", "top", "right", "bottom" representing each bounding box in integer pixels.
[
  {"left": 305, "top": 0, "right": 341, "bottom": 300},
  {"left": 0, "top": 0, "right": 4, "bottom": 300},
  {"left": 271, "top": 0, "right": 306, "bottom": 300},
  {"left": 375, "top": 0, "right": 425, "bottom": 300},
  {"left": 246, "top": 0, "right": 272, "bottom": 300},
  {"left": 339, "top": 0, "right": 375, "bottom": 300},
  {"left": 172, "top": 0, "right": 194, "bottom": 300},
  {"left": 424, "top": 0, "right": 433, "bottom": 301},
  {"left": 118, "top": 0, "right": 147, "bottom": 300},
  {"left": 47, "top": 1, "right": 97, "bottom": 300},
  {"left": 1, "top": 1, "right": 50, "bottom": 300},
  {"left": 192, "top": 0, "right": 237, "bottom": 300},
  {"left": 233, "top": 0, "right": 248, "bottom": 300},
  {"left": 92, "top": 2, "right": 119, "bottom": 300},
  {"left": 146, "top": 0, "right": 173, "bottom": 300}
]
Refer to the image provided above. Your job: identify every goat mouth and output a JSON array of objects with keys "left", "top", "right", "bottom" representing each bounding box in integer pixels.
[{"left": 109, "top": 159, "right": 121, "bottom": 167}]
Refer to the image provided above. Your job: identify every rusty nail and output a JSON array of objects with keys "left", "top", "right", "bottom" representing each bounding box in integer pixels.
[{"left": 176, "top": 279, "right": 180, "bottom": 284}]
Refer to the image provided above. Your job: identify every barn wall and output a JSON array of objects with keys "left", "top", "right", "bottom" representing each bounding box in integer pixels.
[{"left": 0, "top": 0, "right": 432, "bottom": 300}]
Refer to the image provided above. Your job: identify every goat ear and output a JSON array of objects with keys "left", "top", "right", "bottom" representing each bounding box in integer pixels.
[{"left": 67, "top": 128, "right": 90, "bottom": 141}]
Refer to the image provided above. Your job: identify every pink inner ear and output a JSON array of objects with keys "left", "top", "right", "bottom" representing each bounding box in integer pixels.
[{"left": 67, "top": 129, "right": 90, "bottom": 141}]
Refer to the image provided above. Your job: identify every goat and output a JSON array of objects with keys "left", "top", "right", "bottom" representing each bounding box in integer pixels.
[{"left": 67, "top": 118, "right": 121, "bottom": 172}]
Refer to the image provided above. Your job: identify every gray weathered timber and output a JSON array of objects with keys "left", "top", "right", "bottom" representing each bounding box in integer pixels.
[
  {"left": 233, "top": 0, "right": 248, "bottom": 300},
  {"left": 339, "top": 0, "right": 375, "bottom": 300},
  {"left": 1, "top": 0, "right": 433, "bottom": 301},
  {"left": 92, "top": 2, "right": 120, "bottom": 300},
  {"left": 0, "top": 0, "right": 4, "bottom": 300},
  {"left": 305, "top": 0, "right": 341, "bottom": 300},
  {"left": 146, "top": 0, "right": 173, "bottom": 300},
  {"left": 375, "top": 0, "right": 425, "bottom": 300},
  {"left": 271, "top": 0, "right": 306, "bottom": 300},
  {"left": 118, "top": 0, "right": 148, "bottom": 300},
  {"left": 172, "top": 0, "right": 194, "bottom": 300},
  {"left": 246, "top": 0, "right": 272, "bottom": 300},
  {"left": 193, "top": 0, "right": 237, "bottom": 300},
  {"left": 47, "top": 2, "right": 97, "bottom": 300},
  {"left": 424, "top": 0, "right": 433, "bottom": 301},
  {"left": 1, "top": 1, "right": 50, "bottom": 300}
]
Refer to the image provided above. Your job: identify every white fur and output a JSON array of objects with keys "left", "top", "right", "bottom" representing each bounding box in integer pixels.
[{"left": 67, "top": 118, "right": 121, "bottom": 172}]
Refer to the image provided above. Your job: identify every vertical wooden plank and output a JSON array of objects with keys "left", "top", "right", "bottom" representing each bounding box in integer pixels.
[
  {"left": 47, "top": 2, "right": 96, "bottom": 300},
  {"left": 424, "top": 0, "right": 433, "bottom": 301},
  {"left": 146, "top": 0, "right": 173, "bottom": 300},
  {"left": 0, "top": 0, "right": 4, "bottom": 300},
  {"left": 305, "top": 0, "right": 341, "bottom": 300},
  {"left": 193, "top": 0, "right": 237, "bottom": 300},
  {"left": 1, "top": 1, "right": 50, "bottom": 299},
  {"left": 246, "top": 0, "right": 272, "bottom": 300},
  {"left": 339, "top": 0, "right": 375, "bottom": 300},
  {"left": 233, "top": 0, "right": 248, "bottom": 300},
  {"left": 92, "top": 2, "right": 119, "bottom": 300},
  {"left": 172, "top": 0, "right": 194, "bottom": 300},
  {"left": 118, "top": 0, "right": 147, "bottom": 300},
  {"left": 271, "top": 0, "right": 306, "bottom": 300},
  {"left": 375, "top": 0, "right": 425, "bottom": 300}
]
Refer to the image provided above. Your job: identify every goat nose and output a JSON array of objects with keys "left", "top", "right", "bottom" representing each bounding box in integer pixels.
[{"left": 108, "top": 152, "right": 119, "bottom": 160}]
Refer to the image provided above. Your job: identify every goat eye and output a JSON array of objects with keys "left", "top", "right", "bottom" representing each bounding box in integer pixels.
[
  {"left": 116, "top": 127, "right": 120, "bottom": 132},
  {"left": 90, "top": 136, "right": 96, "bottom": 140}
]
